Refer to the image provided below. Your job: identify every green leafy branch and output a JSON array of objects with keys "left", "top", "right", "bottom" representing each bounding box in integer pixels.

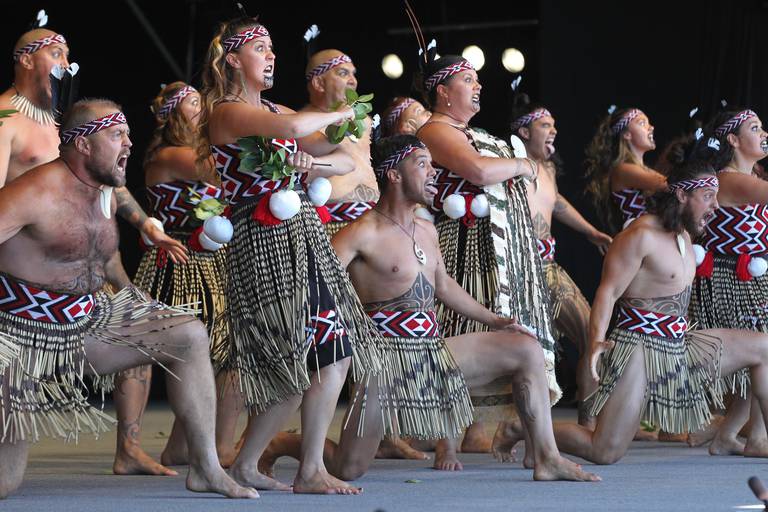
[
  {"left": 237, "top": 136, "right": 297, "bottom": 187},
  {"left": 186, "top": 188, "right": 227, "bottom": 223},
  {"left": 325, "top": 89, "right": 374, "bottom": 144},
  {"left": 0, "top": 109, "right": 17, "bottom": 127}
]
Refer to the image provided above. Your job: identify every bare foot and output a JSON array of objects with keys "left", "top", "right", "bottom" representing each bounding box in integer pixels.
[
  {"left": 187, "top": 463, "right": 259, "bottom": 498},
  {"left": 114, "top": 445, "right": 178, "bottom": 476},
  {"left": 161, "top": 444, "right": 188, "bottom": 467},
  {"left": 434, "top": 443, "right": 463, "bottom": 471},
  {"left": 633, "top": 427, "right": 658, "bottom": 441},
  {"left": 533, "top": 455, "right": 601, "bottom": 482},
  {"left": 743, "top": 438, "right": 768, "bottom": 458},
  {"left": 709, "top": 434, "right": 745, "bottom": 456},
  {"left": 523, "top": 446, "right": 534, "bottom": 470},
  {"left": 687, "top": 416, "right": 724, "bottom": 447},
  {"left": 257, "top": 431, "right": 300, "bottom": 479},
  {"left": 460, "top": 422, "right": 492, "bottom": 453},
  {"left": 408, "top": 438, "right": 437, "bottom": 452},
  {"left": 293, "top": 469, "right": 362, "bottom": 495},
  {"left": 376, "top": 437, "right": 429, "bottom": 460},
  {"left": 491, "top": 420, "right": 524, "bottom": 463},
  {"left": 657, "top": 430, "right": 688, "bottom": 443},
  {"left": 229, "top": 462, "right": 292, "bottom": 491}
]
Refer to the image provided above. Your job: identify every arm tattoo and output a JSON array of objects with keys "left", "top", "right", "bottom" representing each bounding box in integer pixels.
[
  {"left": 513, "top": 379, "right": 537, "bottom": 424},
  {"left": 622, "top": 286, "right": 691, "bottom": 316},
  {"left": 336, "top": 183, "right": 380, "bottom": 203},
  {"left": 553, "top": 196, "right": 568, "bottom": 213},
  {"left": 530, "top": 212, "right": 552, "bottom": 239},
  {"left": 114, "top": 186, "right": 149, "bottom": 230},
  {"left": 363, "top": 272, "right": 435, "bottom": 312}
]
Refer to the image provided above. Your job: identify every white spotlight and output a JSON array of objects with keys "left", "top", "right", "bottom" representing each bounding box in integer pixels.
[
  {"left": 502, "top": 48, "right": 525, "bottom": 73},
  {"left": 461, "top": 45, "right": 485, "bottom": 70},
  {"left": 382, "top": 54, "right": 403, "bottom": 79}
]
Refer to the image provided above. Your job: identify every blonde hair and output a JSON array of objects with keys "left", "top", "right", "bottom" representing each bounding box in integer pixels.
[{"left": 196, "top": 17, "right": 265, "bottom": 172}]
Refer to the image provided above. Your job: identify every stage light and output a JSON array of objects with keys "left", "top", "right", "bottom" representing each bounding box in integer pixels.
[
  {"left": 382, "top": 54, "right": 403, "bottom": 79},
  {"left": 502, "top": 48, "right": 525, "bottom": 73},
  {"left": 462, "top": 45, "right": 485, "bottom": 70}
]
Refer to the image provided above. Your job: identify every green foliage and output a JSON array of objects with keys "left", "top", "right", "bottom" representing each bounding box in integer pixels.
[
  {"left": 237, "top": 136, "right": 297, "bottom": 186},
  {"left": 325, "top": 89, "right": 374, "bottom": 144}
]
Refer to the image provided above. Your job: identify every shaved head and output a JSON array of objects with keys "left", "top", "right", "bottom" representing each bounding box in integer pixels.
[
  {"left": 305, "top": 49, "right": 348, "bottom": 77},
  {"left": 14, "top": 29, "right": 60, "bottom": 53}
]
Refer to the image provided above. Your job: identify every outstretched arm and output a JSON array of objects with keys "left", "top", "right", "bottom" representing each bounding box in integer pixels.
[
  {"left": 553, "top": 193, "right": 612, "bottom": 253},
  {"left": 588, "top": 226, "right": 648, "bottom": 379},
  {"left": 114, "top": 187, "right": 189, "bottom": 264}
]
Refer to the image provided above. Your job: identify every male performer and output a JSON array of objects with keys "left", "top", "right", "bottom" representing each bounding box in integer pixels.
[
  {"left": 381, "top": 96, "right": 432, "bottom": 137},
  {"left": 0, "top": 98, "right": 256, "bottom": 499},
  {"left": 553, "top": 155, "right": 768, "bottom": 465},
  {"left": 303, "top": 49, "right": 378, "bottom": 236},
  {"left": 2, "top": 27, "right": 188, "bottom": 476},
  {"left": 260, "top": 135, "right": 599, "bottom": 481},
  {"left": 512, "top": 103, "right": 611, "bottom": 425}
]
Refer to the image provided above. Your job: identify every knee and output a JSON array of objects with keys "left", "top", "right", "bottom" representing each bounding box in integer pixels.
[
  {"left": 171, "top": 319, "right": 210, "bottom": 353},
  {"left": 590, "top": 443, "right": 625, "bottom": 465},
  {"left": 335, "top": 459, "right": 368, "bottom": 481},
  {"left": 514, "top": 336, "right": 545, "bottom": 370}
]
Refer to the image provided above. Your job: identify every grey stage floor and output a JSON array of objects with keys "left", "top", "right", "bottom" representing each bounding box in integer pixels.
[{"left": 3, "top": 405, "right": 768, "bottom": 512}]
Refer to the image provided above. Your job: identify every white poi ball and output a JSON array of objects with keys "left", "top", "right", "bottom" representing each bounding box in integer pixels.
[
  {"left": 198, "top": 231, "right": 223, "bottom": 252},
  {"left": 692, "top": 244, "right": 706, "bottom": 266},
  {"left": 443, "top": 194, "right": 467, "bottom": 219},
  {"left": 269, "top": 190, "right": 302, "bottom": 220},
  {"left": 414, "top": 207, "right": 435, "bottom": 223},
  {"left": 749, "top": 257, "right": 768, "bottom": 277},
  {"left": 308, "top": 177, "right": 332, "bottom": 206},
  {"left": 509, "top": 134, "right": 527, "bottom": 158},
  {"left": 470, "top": 194, "right": 490, "bottom": 218},
  {"left": 141, "top": 217, "right": 164, "bottom": 246},
  {"left": 203, "top": 215, "right": 233, "bottom": 244}
]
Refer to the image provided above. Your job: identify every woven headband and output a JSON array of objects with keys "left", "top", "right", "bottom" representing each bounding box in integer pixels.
[
  {"left": 305, "top": 54, "right": 352, "bottom": 81},
  {"left": 384, "top": 98, "right": 416, "bottom": 133},
  {"left": 611, "top": 108, "right": 643, "bottom": 135},
  {"left": 375, "top": 142, "right": 426, "bottom": 175},
  {"left": 157, "top": 85, "right": 197, "bottom": 120},
  {"left": 13, "top": 33, "right": 66, "bottom": 62},
  {"left": 510, "top": 108, "right": 552, "bottom": 132},
  {"left": 223, "top": 25, "right": 270, "bottom": 53},
  {"left": 424, "top": 59, "right": 474, "bottom": 92},
  {"left": 60, "top": 112, "right": 127, "bottom": 145},
  {"left": 668, "top": 175, "right": 719, "bottom": 192},
  {"left": 714, "top": 109, "right": 758, "bottom": 138}
]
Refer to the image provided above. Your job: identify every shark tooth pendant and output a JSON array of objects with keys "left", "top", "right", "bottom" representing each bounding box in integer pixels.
[
  {"left": 99, "top": 185, "right": 113, "bottom": 219},
  {"left": 414, "top": 242, "right": 427, "bottom": 265}
]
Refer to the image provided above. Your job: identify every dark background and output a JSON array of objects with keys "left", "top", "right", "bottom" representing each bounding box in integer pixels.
[{"left": 3, "top": 0, "right": 767, "bottom": 399}]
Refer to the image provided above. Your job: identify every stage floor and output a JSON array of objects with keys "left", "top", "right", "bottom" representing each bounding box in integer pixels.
[{"left": 3, "top": 405, "right": 766, "bottom": 511}]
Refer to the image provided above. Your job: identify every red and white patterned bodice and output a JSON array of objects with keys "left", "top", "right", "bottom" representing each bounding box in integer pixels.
[
  {"left": 615, "top": 303, "right": 688, "bottom": 339},
  {"left": 537, "top": 237, "right": 556, "bottom": 261},
  {"left": 146, "top": 180, "right": 223, "bottom": 231},
  {"left": 210, "top": 100, "right": 302, "bottom": 207},
  {"left": 0, "top": 273, "right": 94, "bottom": 324},
  {"left": 611, "top": 189, "right": 646, "bottom": 223},
  {"left": 701, "top": 204, "right": 768, "bottom": 256}
]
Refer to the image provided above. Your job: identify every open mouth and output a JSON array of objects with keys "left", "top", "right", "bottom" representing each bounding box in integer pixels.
[
  {"left": 761, "top": 139, "right": 768, "bottom": 153},
  {"left": 471, "top": 93, "right": 481, "bottom": 105},
  {"left": 263, "top": 65, "right": 274, "bottom": 76},
  {"left": 116, "top": 153, "right": 129, "bottom": 172},
  {"left": 424, "top": 177, "right": 438, "bottom": 196},
  {"left": 545, "top": 137, "right": 556, "bottom": 156},
  {"left": 648, "top": 132, "right": 655, "bottom": 143}
]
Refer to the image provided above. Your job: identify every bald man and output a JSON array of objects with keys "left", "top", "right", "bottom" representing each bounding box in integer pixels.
[
  {"left": 303, "top": 49, "right": 379, "bottom": 237},
  {"left": 0, "top": 28, "right": 68, "bottom": 185}
]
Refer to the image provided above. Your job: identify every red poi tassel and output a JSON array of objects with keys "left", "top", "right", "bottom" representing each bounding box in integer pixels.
[
  {"left": 461, "top": 194, "right": 477, "bottom": 228},
  {"left": 188, "top": 226, "right": 205, "bottom": 252},
  {"left": 155, "top": 248, "right": 168, "bottom": 268},
  {"left": 315, "top": 205, "right": 331, "bottom": 224},
  {"left": 695, "top": 250, "right": 714, "bottom": 279},
  {"left": 252, "top": 192, "right": 282, "bottom": 226},
  {"left": 736, "top": 253, "right": 753, "bottom": 282}
]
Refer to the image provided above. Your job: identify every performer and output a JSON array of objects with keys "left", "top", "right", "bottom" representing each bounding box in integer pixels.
[
  {"left": 303, "top": 48, "right": 378, "bottom": 236},
  {"left": 554, "top": 147, "right": 768, "bottom": 466},
  {"left": 414, "top": 49, "right": 558, "bottom": 464},
  {"left": 381, "top": 96, "right": 431, "bottom": 137},
  {"left": 0, "top": 99, "right": 256, "bottom": 499},
  {"left": 259, "top": 134, "right": 599, "bottom": 481},
  {"left": 198, "top": 16, "right": 383, "bottom": 494},
  {"left": 688, "top": 108, "right": 768, "bottom": 456},
  {"left": 511, "top": 96, "right": 612, "bottom": 426},
  {"left": 584, "top": 107, "right": 667, "bottom": 233}
]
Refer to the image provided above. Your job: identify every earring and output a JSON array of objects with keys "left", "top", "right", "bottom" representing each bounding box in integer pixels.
[{"left": 447, "top": 101, "right": 451, "bottom": 107}]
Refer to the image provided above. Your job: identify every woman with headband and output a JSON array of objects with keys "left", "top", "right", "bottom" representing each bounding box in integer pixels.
[
  {"left": 688, "top": 108, "right": 768, "bottom": 457},
  {"left": 414, "top": 45, "right": 559, "bottom": 470},
  {"left": 585, "top": 108, "right": 667, "bottom": 234},
  {"left": 197, "top": 16, "right": 383, "bottom": 494}
]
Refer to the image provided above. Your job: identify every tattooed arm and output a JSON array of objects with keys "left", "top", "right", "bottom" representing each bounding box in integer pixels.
[
  {"left": 114, "top": 187, "right": 189, "bottom": 264},
  {"left": 553, "top": 193, "right": 612, "bottom": 253}
]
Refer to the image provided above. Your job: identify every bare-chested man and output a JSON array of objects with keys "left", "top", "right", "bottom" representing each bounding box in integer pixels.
[
  {"left": 0, "top": 98, "right": 256, "bottom": 499},
  {"left": 512, "top": 104, "right": 611, "bottom": 425},
  {"left": 2, "top": 27, "right": 191, "bottom": 476},
  {"left": 260, "top": 135, "right": 599, "bottom": 482},
  {"left": 303, "top": 49, "right": 378, "bottom": 236},
  {"left": 553, "top": 154, "right": 768, "bottom": 466}
]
